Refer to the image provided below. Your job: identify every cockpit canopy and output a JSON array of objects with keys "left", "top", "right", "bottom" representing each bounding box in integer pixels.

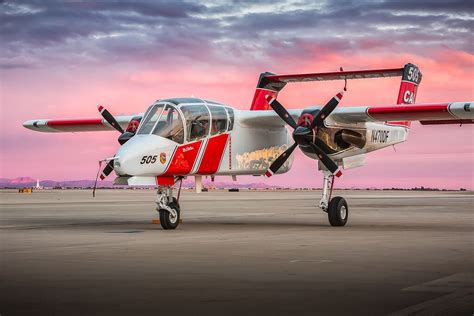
[{"left": 137, "top": 98, "right": 235, "bottom": 144}]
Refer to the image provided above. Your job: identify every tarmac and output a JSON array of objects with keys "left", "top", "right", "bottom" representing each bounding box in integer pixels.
[{"left": 1, "top": 189, "right": 473, "bottom": 315}]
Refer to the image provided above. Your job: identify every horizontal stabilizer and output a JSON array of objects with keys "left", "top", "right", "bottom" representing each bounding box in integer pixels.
[{"left": 265, "top": 67, "right": 403, "bottom": 83}]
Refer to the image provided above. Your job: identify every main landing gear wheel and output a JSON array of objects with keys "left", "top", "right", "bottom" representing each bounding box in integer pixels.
[
  {"left": 328, "top": 196, "right": 348, "bottom": 227},
  {"left": 159, "top": 198, "right": 180, "bottom": 230}
]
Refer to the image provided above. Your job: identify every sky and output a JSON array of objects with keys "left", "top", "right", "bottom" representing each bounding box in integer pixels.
[{"left": 0, "top": 0, "right": 473, "bottom": 189}]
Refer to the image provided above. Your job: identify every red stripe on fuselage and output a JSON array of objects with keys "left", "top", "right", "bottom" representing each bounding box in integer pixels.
[
  {"left": 162, "top": 140, "right": 202, "bottom": 176},
  {"left": 197, "top": 134, "right": 229, "bottom": 174}
]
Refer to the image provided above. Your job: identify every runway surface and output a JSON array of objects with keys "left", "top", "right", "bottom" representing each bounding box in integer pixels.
[{"left": 1, "top": 189, "right": 473, "bottom": 315}]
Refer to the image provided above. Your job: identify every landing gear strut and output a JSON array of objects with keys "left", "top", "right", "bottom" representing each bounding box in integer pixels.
[
  {"left": 156, "top": 180, "right": 182, "bottom": 230},
  {"left": 319, "top": 170, "right": 348, "bottom": 226}
]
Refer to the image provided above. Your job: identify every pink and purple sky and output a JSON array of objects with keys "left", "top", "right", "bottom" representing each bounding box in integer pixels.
[{"left": 0, "top": 1, "right": 473, "bottom": 189}]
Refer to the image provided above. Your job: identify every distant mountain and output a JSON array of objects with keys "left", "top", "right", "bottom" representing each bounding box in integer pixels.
[
  {"left": 0, "top": 177, "right": 113, "bottom": 188},
  {"left": 3, "top": 177, "right": 36, "bottom": 185}
]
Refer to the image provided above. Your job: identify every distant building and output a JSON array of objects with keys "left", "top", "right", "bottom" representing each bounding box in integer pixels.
[{"left": 35, "top": 179, "right": 43, "bottom": 190}]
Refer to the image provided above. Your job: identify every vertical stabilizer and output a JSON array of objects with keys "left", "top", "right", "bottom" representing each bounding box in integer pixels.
[
  {"left": 250, "top": 72, "right": 287, "bottom": 110},
  {"left": 393, "top": 63, "right": 423, "bottom": 127}
]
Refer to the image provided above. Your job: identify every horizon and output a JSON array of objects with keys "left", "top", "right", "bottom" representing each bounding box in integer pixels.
[
  {"left": 1, "top": 176, "right": 471, "bottom": 191},
  {"left": 1, "top": 1, "right": 473, "bottom": 189}
]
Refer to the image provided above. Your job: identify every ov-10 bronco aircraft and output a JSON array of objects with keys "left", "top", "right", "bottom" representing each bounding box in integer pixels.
[{"left": 24, "top": 63, "right": 473, "bottom": 229}]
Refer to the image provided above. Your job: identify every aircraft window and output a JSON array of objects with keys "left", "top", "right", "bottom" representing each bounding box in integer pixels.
[
  {"left": 209, "top": 105, "right": 227, "bottom": 135},
  {"left": 152, "top": 106, "right": 184, "bottom": 144},
  {"left": 225, "top": 107, "right": 234, "bottom": 131},
  {"left": 180, "top": 105, "right": 210, "bottom": 142},
  {"left": 137, "top": 104, "right": 165, "bottom": 135}
]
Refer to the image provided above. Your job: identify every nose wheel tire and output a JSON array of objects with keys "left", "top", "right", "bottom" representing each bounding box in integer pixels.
[
  {"left": 327, "top": 196, "right": 348, "bottom": 227},
  {"left": 159, "top": 198, "right": 180, "bottom": 230}
]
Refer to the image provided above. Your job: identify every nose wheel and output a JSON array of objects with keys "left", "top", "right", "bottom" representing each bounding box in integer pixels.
[
  {"left": 158, "top": 197, "right": 180, "bottom": 230},
  {"left": 156, "top": 184, "right": 181, "bottom": 230}
]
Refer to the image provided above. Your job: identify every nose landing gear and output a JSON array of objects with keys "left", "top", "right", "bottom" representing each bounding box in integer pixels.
[
  {"left": 156, "top": 183, "right": 181, "bottom": 230},
  {"left": 319, "top": 170, "right": 348, "bottom": 226}
]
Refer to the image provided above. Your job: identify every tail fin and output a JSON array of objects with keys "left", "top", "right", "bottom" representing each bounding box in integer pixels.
[
  {"left": 392, "top": 63, "right": 423, "bottom": 127},
  {"left": 250, "top": 72, "right": 287, "bottom": 110}
]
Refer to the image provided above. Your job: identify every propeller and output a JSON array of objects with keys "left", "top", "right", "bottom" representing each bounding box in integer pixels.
[
  {"left": 94, "top": 105, "right": 139, "bottom": 183},
  {"left": 310, "top": 92, "right": 344, "bottom": 130},
  {"left": 266, "top": 97, "right": 298, "bottom": 129},
  {"left": 265, "top": 91, "right": 344, "bottom": 178},
  {"left": 264, "top": 143, "right": 298, "bottom": 177},
  {"left": 98, "top": 105, "right": 124, "bottom": 134},
  {"left": 100, "top": 159, "right": 115, "bottom": 180}
]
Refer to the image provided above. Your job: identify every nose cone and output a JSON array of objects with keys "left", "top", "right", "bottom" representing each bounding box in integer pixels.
[{"left": 114, "top": 135, "right": 176, "bottom": 176}]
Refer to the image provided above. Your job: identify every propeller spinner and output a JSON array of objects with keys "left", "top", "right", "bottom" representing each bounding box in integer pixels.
[{"left": 264, "top": 92, "right": 344, "bottom": 178}]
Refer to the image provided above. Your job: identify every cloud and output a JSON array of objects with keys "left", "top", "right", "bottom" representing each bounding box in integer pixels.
[{"left": 1, "top": 0, "right": 472, "bottom": 69}]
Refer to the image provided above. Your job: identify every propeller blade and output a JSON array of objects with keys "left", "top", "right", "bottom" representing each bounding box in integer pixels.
[
  {"left": 97, "top": 105, "right": 124, "bottom": 134},
  {"left": 265, "top": 142, "right": 298, "bottom": 177},
  {"left": 266, "top": 96, "right": 298, "bottom": 129},
  {"left": 310, "top": 91, "right": 344, "bottom": 129},
  {"left": 99, "top": 159, "right": 115, "bottom": 180},
  {"left": 308, "top": 143, "right": 342, "bottom": 177}
]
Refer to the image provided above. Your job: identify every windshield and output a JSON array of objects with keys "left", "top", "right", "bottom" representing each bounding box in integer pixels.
[
  {"left": 152, "top": 106, "right": 184, "bottom": 144},
  {"left": 137, "top": 104, "right": 165, "bottom": 135},
  {"left": 137, "top": 103, "right": 184, "bottom": 144}
]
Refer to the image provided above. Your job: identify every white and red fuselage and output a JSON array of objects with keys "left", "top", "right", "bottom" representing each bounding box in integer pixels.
[{"left": 110, "top": 99, "right": 414, "bottom": 186}]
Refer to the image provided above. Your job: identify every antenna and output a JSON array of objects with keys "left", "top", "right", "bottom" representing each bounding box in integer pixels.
[{"left": 340, "top": 67, "right": 347, "bottom": 91}]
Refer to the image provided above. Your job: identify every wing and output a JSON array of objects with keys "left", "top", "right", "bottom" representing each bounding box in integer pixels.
[
  {"left": 23, "top": 114, "right": 142, "bottom": 133},
  {"left": 238, "top": 109, "right": 304, "bottom": 128},
  {"left": 329, "top": 102, "right": 473, "bottom": 125},
  {"left": 240, "top": 102, "right": 473, "bottom": 127}
]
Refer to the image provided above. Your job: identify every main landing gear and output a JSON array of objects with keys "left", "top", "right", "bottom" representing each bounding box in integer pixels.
[
  {"left": 156, "top": 181, "right": 182, "bottom": 230},
  {"left": 319, "top": 170, "right": 348, "bottom": 226}
]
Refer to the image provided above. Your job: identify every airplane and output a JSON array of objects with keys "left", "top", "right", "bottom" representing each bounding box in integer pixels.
[{"left": 23, "top": 63, "right": 473, "bottom": 230}]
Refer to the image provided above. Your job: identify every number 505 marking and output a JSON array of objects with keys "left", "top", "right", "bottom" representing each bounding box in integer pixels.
[
  {"left": 140, "top": 155, "right": 157, "bottom": 164},
  {"left": 407, "top": 67, "right": 419, "bottom": 83}
]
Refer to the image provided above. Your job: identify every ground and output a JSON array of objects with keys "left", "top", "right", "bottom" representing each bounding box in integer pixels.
[{"left": 1, "top": 189, "right": 473, "bottom": 315}]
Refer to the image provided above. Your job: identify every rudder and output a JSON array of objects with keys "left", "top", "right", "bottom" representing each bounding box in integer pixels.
[{"left": 393, "top": 63, "right": 423, "bottom": 127}]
